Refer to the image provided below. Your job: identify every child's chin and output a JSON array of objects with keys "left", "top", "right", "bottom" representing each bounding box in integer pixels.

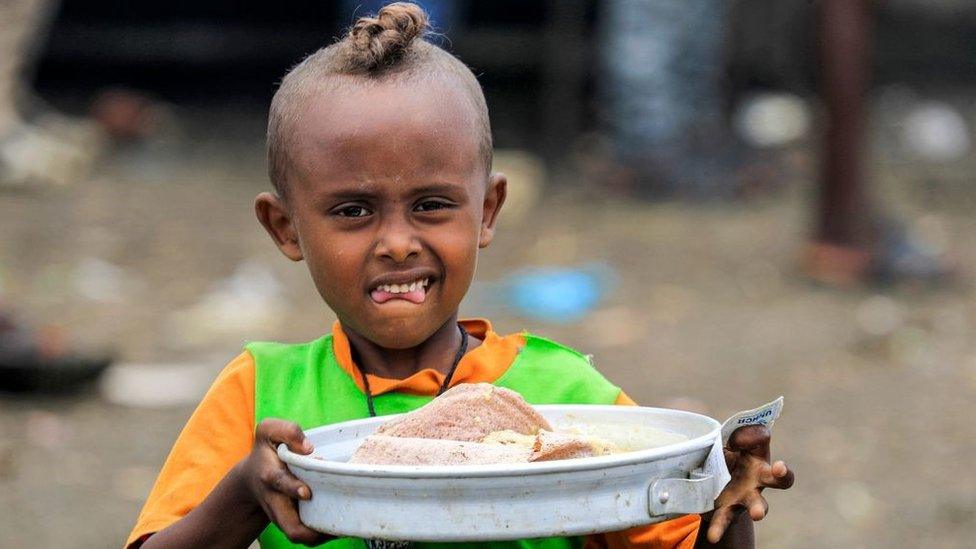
[
  {"left": 364, "top": 311, "right": 441, "bottom": 349},
  {"left": 371, "top": 328, "right": 437, "bottom": 350}
]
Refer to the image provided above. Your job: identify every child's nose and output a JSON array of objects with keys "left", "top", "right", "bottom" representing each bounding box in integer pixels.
[{"left": 375, "top": 220, "right": 422, "bottom": 263}]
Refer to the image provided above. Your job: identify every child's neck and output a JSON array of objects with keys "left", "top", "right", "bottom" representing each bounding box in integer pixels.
[{"left": 344, "top": 316, "right": 482, "bottom": 380}]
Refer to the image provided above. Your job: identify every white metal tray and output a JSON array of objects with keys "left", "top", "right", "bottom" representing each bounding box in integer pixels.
[{"left": 278, "top": 405, "right": 723, "bottom": 542}]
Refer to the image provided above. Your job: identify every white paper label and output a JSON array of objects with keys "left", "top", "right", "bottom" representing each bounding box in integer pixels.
[{"left": 721, "top": 396, "right": 784, "bottom": 445}]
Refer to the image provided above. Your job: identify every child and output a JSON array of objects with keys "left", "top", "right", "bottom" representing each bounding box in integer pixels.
[{"left": 127, "top": 4, "right": 793, "bottom": 548}]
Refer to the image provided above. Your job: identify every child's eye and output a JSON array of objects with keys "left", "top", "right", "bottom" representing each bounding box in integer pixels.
[
  {"left": 414, "top": 200, "right": 450, "bottom": 212},
  {"left": 334, "top": 205, "right": 372, "bottom": 218}
]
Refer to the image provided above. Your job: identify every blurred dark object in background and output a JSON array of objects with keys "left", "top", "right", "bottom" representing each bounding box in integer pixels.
[
  {"left": 805, "top": 0, "right": 955, "bottom": 287},
  {"left": 90, "top": 88, "right": 166, "bottom": 141},
  {"left": 0, "top": 311, "right": 112, "bottom": 393}
]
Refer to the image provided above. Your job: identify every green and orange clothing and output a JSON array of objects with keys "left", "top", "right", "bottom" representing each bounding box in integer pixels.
[{"left": 127, "top": 320, "right": 700, "bottom": 548}]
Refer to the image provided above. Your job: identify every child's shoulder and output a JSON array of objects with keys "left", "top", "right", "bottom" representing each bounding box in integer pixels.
[
  {"left": 244, "top": 333, "right": 333, "bottom": 363},
  {"left": 518, "top": 331, "right": 593, "bottom": 361},
  {"left": 497, "top": 330, "right": 622, "bottom": 405}
]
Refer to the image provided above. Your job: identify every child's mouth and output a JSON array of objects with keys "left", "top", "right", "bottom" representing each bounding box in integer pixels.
[{"left": 370, "top": 277, "right": 431, "bottom": 305}]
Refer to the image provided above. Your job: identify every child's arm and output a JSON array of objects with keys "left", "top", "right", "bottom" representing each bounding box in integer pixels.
[
  {"left": 137, "top": 459, "right": 267, "bottom": 548},
  {"left": 140, "top": 418, "right": 330, "bottom": 548},
  {"left": 694, "top": 425, "right": 794, "bottom": 548}
]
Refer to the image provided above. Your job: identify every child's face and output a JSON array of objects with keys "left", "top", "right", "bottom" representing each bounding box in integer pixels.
[{"left": 256, "top": 79, "right": 505, "bottom": 350}]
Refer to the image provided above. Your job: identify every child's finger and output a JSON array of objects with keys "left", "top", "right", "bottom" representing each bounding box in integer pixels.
[
  {"left": 726, "top": 425, "right": 771, "bottom": 461},
  {"left": 746, "top": 493, "right": 768, "bottom": 521},
  {"left": 265, "top": 491, "right": 330, "bottom": 546},
  {"left": 257, "top": 418, "right": 314, "bottom": 454},
  {"left": 706, "top": 505, "right": 736, "bottom": 543},
  {"left": 262, "top": 466, "right": 313, "bottom": 500},
  {"left": 759, "top": 460, "right": 794, "bottom": 490}
]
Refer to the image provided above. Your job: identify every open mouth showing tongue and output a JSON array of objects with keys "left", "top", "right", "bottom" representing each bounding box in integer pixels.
[{"left": 370, "top": 277, "right": 430, "bottom": 304}]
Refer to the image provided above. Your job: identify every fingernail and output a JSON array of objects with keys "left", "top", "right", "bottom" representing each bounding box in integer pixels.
[
  {"left": 303, "top": 441, "right": 314, "bottom": 453},
  {"left": 298, "top": 486, "right": 310, "bottom": 499}
]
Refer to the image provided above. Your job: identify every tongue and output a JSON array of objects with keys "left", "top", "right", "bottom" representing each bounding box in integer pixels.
[{"left": 371, "top": 287, "right": 427, "bottom": 304}]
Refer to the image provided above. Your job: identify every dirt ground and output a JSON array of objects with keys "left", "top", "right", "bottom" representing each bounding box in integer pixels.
[{"left": 1, "top": 104, "right": 975, "bottom": 549}]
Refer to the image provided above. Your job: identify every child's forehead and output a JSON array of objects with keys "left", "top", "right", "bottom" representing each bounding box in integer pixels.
[
  {"left": 288, "top": 80, "right": 483, "bottom": 181},
  {"left": 309, "top": 78, "right": 476, "bottom": 135}
]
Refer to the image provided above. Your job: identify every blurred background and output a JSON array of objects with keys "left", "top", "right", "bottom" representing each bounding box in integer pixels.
[{"left": 1, "top": 0, "right": 974, "bottom": 547}]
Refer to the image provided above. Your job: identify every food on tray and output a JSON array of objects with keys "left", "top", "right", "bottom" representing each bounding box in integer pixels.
[
  {"left": 350, "top": 383, "right": 622, "bottom": 465},
  {"left": 531, "top": 429, "right": 620, "bottom": 461},
  {"left": 373, "top": 382, "right": 551, "bottom": 442},
  {"left": 350, "top": 435, "right": 533, "bottom": 465},
  {"left": 557, "top": 422, "right": 688, "bottom": 452}
]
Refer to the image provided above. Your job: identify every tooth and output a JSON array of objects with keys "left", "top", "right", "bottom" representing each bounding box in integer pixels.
[
  {"left": 423, "top": 278, "right": 429, "bottom": 287},
  {"left": 380, "top": 285, "right": 389, "bottom": 292},
  {"left": 399, "top": 284, "right": 409, "bottom": 293},
  {"left": 390, "top": 285, "right": 400, "bottom": 293},
  {"left": 409, "top": 282, "right": 417, "bottom": 291}
]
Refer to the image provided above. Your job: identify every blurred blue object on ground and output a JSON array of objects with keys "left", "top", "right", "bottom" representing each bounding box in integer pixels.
[{"left": 506, "top": 264, "right": 615, "bottom": 323}]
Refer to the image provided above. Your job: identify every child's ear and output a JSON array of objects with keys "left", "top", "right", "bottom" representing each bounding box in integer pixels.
[
  {"left": 479, "top": 172, "right": 507, "bottom": 249},
  {"left": 255, "top": 192, "right": 304, "bottom": 261}
]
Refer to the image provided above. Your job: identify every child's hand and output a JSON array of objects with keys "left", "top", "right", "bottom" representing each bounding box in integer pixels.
[
  {"left": 237, "top": 418, "right": 332, "bottom": 546},
  {"left": 702, "top": 424, "right": 794, "bottom": 544}
]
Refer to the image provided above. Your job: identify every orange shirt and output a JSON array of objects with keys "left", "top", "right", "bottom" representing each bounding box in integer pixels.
[{"left": 127, "top": 320, "right": 699, "bottom": 548}]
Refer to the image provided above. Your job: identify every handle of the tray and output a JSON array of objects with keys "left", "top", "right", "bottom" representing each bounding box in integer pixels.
[{"left": 648, "top": 473, "right": 717, "bottom": 517}]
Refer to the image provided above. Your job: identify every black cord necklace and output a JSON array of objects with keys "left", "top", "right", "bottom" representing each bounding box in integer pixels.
[{"left": 354, "top": 323, "right": 468, "bottom": 417}]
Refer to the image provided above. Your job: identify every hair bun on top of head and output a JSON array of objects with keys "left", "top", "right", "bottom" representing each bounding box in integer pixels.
[{"left": 345, "top": 2, "right": 430, "bottom": 72}]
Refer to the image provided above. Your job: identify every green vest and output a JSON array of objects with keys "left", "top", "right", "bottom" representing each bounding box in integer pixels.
[{"left": 247, "top": 332, "right": 621, "bottom": 549}]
